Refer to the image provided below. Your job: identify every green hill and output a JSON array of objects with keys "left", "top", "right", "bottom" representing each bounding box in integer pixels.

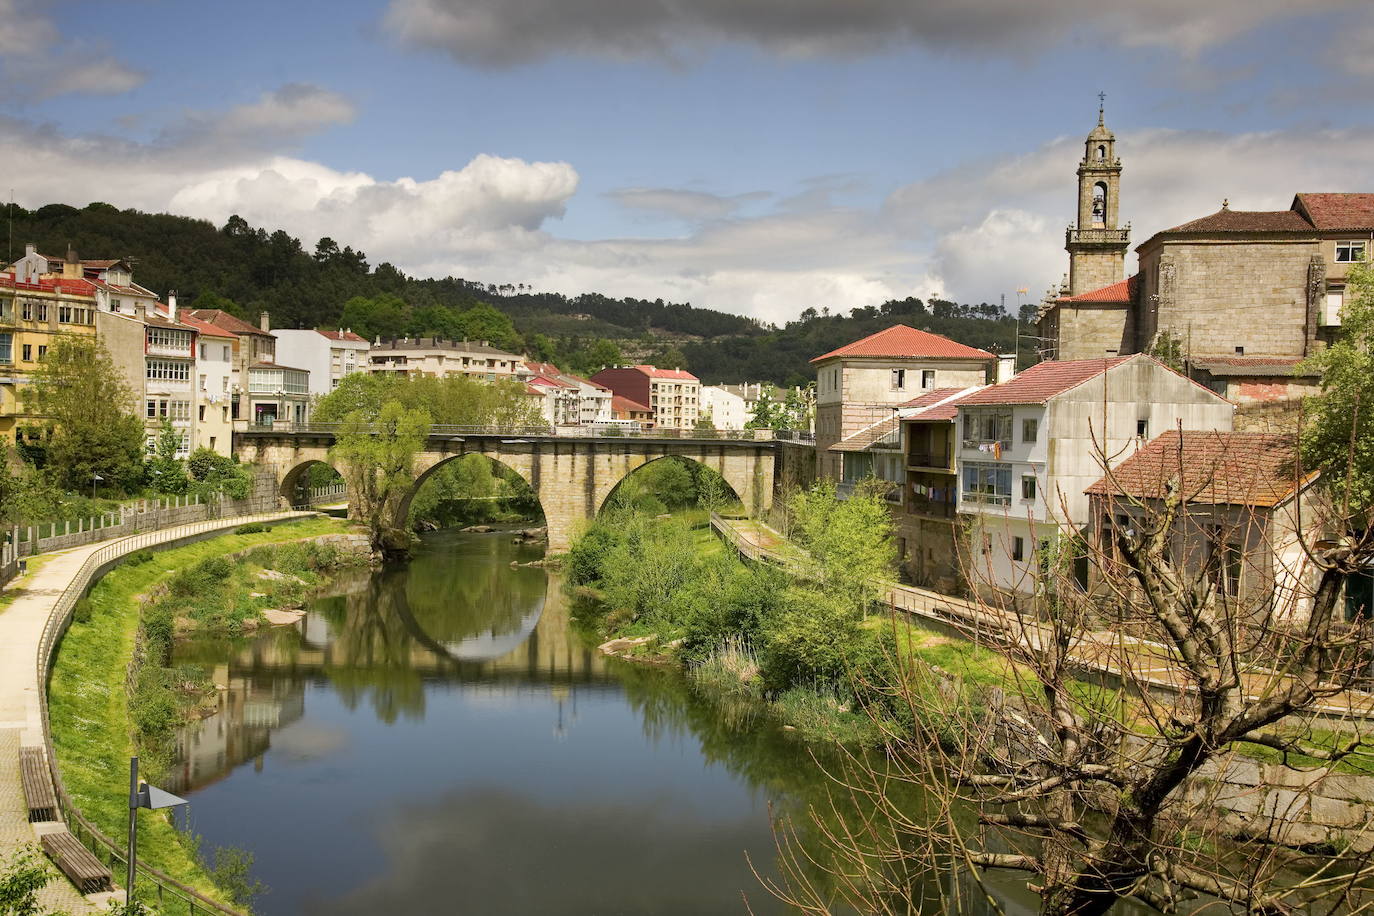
[{"left": 5, "top": 202, "right": 1030, "bottom": 385}]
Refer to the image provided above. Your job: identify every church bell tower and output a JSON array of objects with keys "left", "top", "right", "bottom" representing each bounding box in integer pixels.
[{"left": 1066, "top": 97, "right": 1129, "bottom": 295}]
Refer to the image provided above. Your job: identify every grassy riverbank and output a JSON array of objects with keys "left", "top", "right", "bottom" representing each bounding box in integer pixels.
[
  {"left": 48, "top": 515, "right": 361, "bottom": 910},
  {"left": 568, "top": 495, "right": 904, "bottom": 745}
]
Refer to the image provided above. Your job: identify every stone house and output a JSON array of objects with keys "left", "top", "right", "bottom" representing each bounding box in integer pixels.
[
  {"left": 812, "top": 324, "right": 996, "bottom": 482},
  {"left": 954, "top": 354, "right": 1233, "bottom": 598},
  {"left": 1085, "top": 431, "right": 1327, "bottom": 625}
]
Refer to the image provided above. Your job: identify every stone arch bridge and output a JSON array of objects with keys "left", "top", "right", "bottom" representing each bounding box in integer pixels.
[{"left": 235, "top": 427, "right": 784, "bottom": 551}]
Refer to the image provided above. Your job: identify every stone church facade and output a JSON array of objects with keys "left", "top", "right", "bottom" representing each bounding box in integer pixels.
[{"left": 1039, "top": 109, "right": 1372, "bottom": 408}]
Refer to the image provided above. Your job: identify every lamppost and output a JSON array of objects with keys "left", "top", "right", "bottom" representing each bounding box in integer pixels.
[{"left": 126, "top": 756, "right": 188, "bottom": 906}]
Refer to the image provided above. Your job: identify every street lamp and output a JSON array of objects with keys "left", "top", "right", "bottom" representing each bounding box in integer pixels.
[{"left": 126, "top": 756, "right": 188, "bottom": 906}]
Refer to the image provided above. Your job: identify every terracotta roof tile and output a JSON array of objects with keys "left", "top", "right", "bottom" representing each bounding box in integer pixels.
[
  {"left": 905, "top": 387, "right": 985, "bottom": 421},
  {"left": 901, "top": 387, "right": 968, "bottom": 408},
  {"left": 611, "top": 395, "right": 652, "bottom": 413},
  {"left": 1058, "top": 275, "right": 1138, "bottom": 304},
  {"left": 188, "top": 309, "right": 275, "bottom": 337},
  {"left": 1293, "top": 193, "right": 1374, "bottom": 231},
  {"left": 316, "top": 329, "right": 368, "bottom": 342},
  {"left": 1085, "top": 430, "right": 1310, "bottom": 507},
  {"left": 812, "top": 324, "right": 994, "bottom": 363},
  {"left": 957, "top": 356, "right": 1133, "bottom": 405},
  {"left": 632, "top": 364, "right": 698, "bottom": 381},
  {"left": 1163, "top": 207, "right": 1313, "bottom": 234},
  {"left": 177, "top": 315, "right": 238, "bottom": 339}
]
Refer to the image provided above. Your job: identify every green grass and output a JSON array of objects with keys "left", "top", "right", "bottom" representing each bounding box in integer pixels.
[{"left": 47, "top": 516, "right": 355, "bottom": 909}]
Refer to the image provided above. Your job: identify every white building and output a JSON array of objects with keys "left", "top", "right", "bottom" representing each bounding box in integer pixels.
[
  {"left": 954, "top": 354, "right": 1234, "bottom": 597},
  {"left": 370, "top": 337, "right": 524, "bottom": 379},
  {"left": 272, "top": 329, "right": 370, "bottom": 397},
  {"left": 520, "top": 361, "right": 613, "bottom": 426},
  {"left": 181, "top": 311, "right": 236, "bottom": 455},
  {"left": 700, "top": 385, "right": 748, "bottom": 430}
]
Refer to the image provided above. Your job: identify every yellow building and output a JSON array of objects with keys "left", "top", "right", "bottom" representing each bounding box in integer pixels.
[{"left": 0, "top": 266, "right": 99, "bottom": 443}]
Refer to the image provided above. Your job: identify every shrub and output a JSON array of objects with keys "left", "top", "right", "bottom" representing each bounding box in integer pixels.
[
  {"left": 567, "top": 521, "right": 621, "bottom": 586},
  {"left": 72, "top": 597, "right": 93, "bottom": 623},
  {"left": 757, "top": 587, "right": 863, "bottom": 693},
  {"left": 234, "top": 523, "right": 268, "bottom": 535},
  {"left": 124, "top": 549, "right": 155, "bottom": 566}
]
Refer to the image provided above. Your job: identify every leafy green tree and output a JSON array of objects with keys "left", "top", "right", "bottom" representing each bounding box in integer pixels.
[
  {"left": 788, "top": 480, "right": 896, "bottom": 615},
  {"left": 569, "top": 339, "right": 621, "bottom": 377},
  {"left": 313, "top": 372, "right": 543, "bottom": 429},
  {"left": 20, "top": 337, "right": 145, "bottom": 492},
  {"left": 340, "top": 294, "right": 409, "bottom": 341},
  {"left": 1302, "top": 261, "right": 1374, "bottom": 518},
  {"left": 187, "top": 447, "right": 253, "bottom": 500},
  {"left": 0, "top": 845, "right": 61, "bottom": 916},
  {"left": 1147, "top": 327, "right": 1186, "bottom": 372},
  {"left": 456, "top": 302, "right": 523, "bottom": 351},
  {"left": 146, "top": 420, "right": 189, "bottom": 494},
  {"left": 655, "top": 345, "right": 688, "bottom": 370},
  {"left": 746, "top": 385, "right": 782, "bottom": 429},
  {"left": 693, "top": 413, "right": 717, "bottom": 433},
  {"left": 331, "top": 401, "right": 431, "bottom": 556}
]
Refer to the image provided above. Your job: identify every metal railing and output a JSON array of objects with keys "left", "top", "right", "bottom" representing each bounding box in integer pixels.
[
  {"left": 35, "top": 510, "right": 315, "bottom": 916},
  {"left": 240, "top": 421, "right": 782, "bottom": 441}
]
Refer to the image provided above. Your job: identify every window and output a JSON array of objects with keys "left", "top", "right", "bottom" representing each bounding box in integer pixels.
[
  {"left": 1136, "top": 418, "right": 1149, "bottom": 438},
  {"left": 146, "top": 359, "right": 191, "bottom": 381},
  {"left": 146, "top": 328, "right": 191, "bottom": 351},
  {"left": 921, "top": 369, "right": 935, "bottom": 389},
  {"left": 21, "top": 301, "right": 46, "bottom": 322},
  {"left": 200, "top": 344, "right": 207, "bottom": 359},
  {"left": 222, "top": 345, "right": 231, "bottom": 361},
  {"left": 1022, "top": 418, "right": 1038, "bottom": 443},
  {"left": 146, "top": 399, "right": 158, "bottom": 419},
  {"left": 198, "top": 405, "right": 206, "bottom": 421},
  {"left": 110, "top": 299, "right": 122, "bottom": 313},
  {"left": 199, "top": 374, "right": 208, "bottom": 391},
  {"left": 0, "top": 298, "right": 10, "bottom": 319},
  {"left": 1234, "top": 346, "right": 1244, "bottom": 355},
  {"left": 0, "top": 333, "right": 10, "bottom": 363},
  {"left": 890, "top": 369, "right": 906, "bottom": 390},
  {"left": 961, "top": 461, "right": 1012, "bottom": 505},
  {"left": 21, "top": 344, "right": 31, "bottom": 361},
  {"left": 36, "top": 345, "right": 46, "bottom": 359},
  {"left": 1012, "top": 536, "right": 1025, "bottom": 562},
  {"left": 57, "top": 305, "right": 91, "bottom": 325},
  {"left": 964, "top": 409, "right": 1013, "bottom": 447},
  {"left": 1336, "top": 240, "right": 1367, "bottom": 263},
  {"left": 1021, "top": 474, "right": 1037, "bottom": 500}
]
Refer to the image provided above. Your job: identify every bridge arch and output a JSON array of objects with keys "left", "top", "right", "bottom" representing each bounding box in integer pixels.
[
  {"left": 279, "top": 458, "right": 346, "bottom": 507},
  {"left": 596, "top": 454, "right": 742, "bottom": 516},
  {"left": 395, "top": 451, "right": 545, "bottom": 534}
]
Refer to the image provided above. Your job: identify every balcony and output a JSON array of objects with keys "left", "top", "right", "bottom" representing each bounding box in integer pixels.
[
  {"left": 146, "top": 342, "right": 193, "bottom": 358},
  {"left": 1066, "top": 226, "right": 1130, "bottom": 247},
  {"left": 961, "top": 491, "right": 1012, "bottom": 507},
  {"left": 907, "top": 445, "right": 954, "bottom": 471}
]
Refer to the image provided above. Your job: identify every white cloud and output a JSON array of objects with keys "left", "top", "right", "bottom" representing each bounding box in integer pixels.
[
  {"left": 383, "top": 0, "right": 1370, "bottom": 68},
  {"left": 0, "top": 0, "right": 145, "bottom": 98},
  {"left": 6, "top": 98, "right": 1374, "bottom": 327}
]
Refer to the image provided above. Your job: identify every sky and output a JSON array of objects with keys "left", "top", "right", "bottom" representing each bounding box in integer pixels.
[{"left": 2, "top": 0, "right": 1374, "bottom": 325}]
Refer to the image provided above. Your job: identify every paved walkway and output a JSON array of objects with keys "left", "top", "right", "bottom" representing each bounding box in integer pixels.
[
  {"left": 0, "top": 512, "right": 310, "bottom": 910},
  {"left": 715, "top": 516, "right": 1374, "bottom": 724}
]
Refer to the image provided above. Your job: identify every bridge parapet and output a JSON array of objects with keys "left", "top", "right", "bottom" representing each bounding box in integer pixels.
[{"left": 238, "top": 421, "right": 780, "bottom": 442}]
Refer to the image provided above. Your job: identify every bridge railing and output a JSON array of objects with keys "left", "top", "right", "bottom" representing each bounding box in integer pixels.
[{"left": 242, "top": 421, "right": 784, "bottom": 442}]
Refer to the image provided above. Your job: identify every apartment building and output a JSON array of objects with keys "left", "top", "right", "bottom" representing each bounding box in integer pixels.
[
  {"left": 520, "top": 361, "right": 612, "bottom": 426},
  {"left": 0, "top": 268, "right": 99, "bottom": 443},
  {"left": 273, "top": 328, "right": 370, "bottom": 396},
  {"left": 812, "top": 324, "right": 995, "bottom": 481},
  {"left": 141, "top": 307, "right": 198, "bottom": 457},
  {"left": 954, "top": 355, "right": 1233, "bottom": 598},
  {"left": 700, "top": 386, "right": 748, "bottom": 430},
  {"left": 181, "top": 313, "right": 236, "bottom": 455},
  {"left": 590, "top": 365, "right": 700, "bottom": 430},
  {"left": 369, "top": 338, "right": 523, "bottom": 379},
  {"left": 188, "top": 310, "right": 309, "bottom": 427}
]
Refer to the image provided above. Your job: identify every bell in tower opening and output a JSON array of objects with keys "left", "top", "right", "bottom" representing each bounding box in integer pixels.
[
  {"left": 1065, "top": 97, "right": 1129, "bottom": 296},
  {"left": 1092, "top": 182, "right": 1107, "bottom": 225}
]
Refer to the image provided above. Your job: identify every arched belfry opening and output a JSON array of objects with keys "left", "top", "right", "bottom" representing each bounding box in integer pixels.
[{"left": 1092, "top": 181, "right": 1108, "bottom": 225}]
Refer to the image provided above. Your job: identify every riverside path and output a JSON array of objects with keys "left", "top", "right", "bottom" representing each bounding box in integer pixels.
[{"left": 0, "top": 511, "right": 312, "bottom": 911}]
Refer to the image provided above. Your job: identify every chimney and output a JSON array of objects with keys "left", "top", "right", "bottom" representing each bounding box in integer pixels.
[
  {"left": 259, "top": 310, "right": 270, "bottom": 332},
  {"left": 996, "top": 354, "right": 1016, "bottom": 384},
  {"left": 24, "top": 242, "right": 35, "bottom": 258},
  {"left": 62, "top": 246, "right": 81, "bottom": 280},
  {"left": 167, "top": 290, "right": 177, "bottom": 322}
]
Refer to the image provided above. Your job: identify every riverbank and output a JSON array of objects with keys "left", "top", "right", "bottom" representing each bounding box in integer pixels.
[{"left": 47, "top": 516, "right": 366, "bottom": 910}]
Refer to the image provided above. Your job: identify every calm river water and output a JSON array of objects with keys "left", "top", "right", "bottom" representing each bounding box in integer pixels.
[{"left": 168, "top": 528, "right": 1040, "bottom": 915}]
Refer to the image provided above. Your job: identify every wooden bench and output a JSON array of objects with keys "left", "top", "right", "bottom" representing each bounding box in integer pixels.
[
  {"left": 18, "top": 746, "right": 57, "bottom": 822},
  {"left": 40, "top": 830, "right": 113, "bottom": 894}
]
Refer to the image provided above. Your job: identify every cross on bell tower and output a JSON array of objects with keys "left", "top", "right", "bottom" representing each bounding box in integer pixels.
[{"left": 1065, "top": 95, "right": 1129, "bottom": 296}]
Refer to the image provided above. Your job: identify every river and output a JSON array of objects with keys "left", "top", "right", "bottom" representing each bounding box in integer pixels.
[{"left": 168, "top": 527, "right": 1053, "bottom": 915}]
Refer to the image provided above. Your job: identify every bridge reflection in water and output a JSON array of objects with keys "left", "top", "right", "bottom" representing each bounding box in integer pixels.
[{"left": 169, "top": 531, "right": 603, "bottom": 793}]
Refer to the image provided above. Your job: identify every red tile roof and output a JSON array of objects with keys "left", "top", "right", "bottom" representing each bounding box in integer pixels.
[
  {"left": 632, "top": 364, "right": 698, "bottom": 381},
  {"left": 901, "top": 387, "right": 968, "bottom": 409},
  {"left": 1164, "top": 207, "right": 1314, "bottom": 234},
  {"left": 177, "top": 315, "right": 237, "bottom": 339},
  {"left": 188, "top": 309, "right": 275, "bottom": 337},
  {"left": 956, "top": 356, "right": 1132, "bottom": 405},
  {"left": 1293, "top": 193, "right": 1374, "bottom": 231},
  {"left": 1085, "top": 430, "right": 1309, "bottom": 507},
  {"left": 812, "top": 324, "right": 994, "bottom": 363},
  {"left": 1058, "top": 275, "right": 1138, "bottom": 304},
  {"left": 611, "top": 395, "right": 652, "bottom": 413},
  {"left": 317, "top": 329, "right": 368, "bottom": 342},
  {"left": 0, "top": 273, "right": 98, "bottom": 296},
  {"left": 905, "top": 387, "right": 984, "bottom": 421}
]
